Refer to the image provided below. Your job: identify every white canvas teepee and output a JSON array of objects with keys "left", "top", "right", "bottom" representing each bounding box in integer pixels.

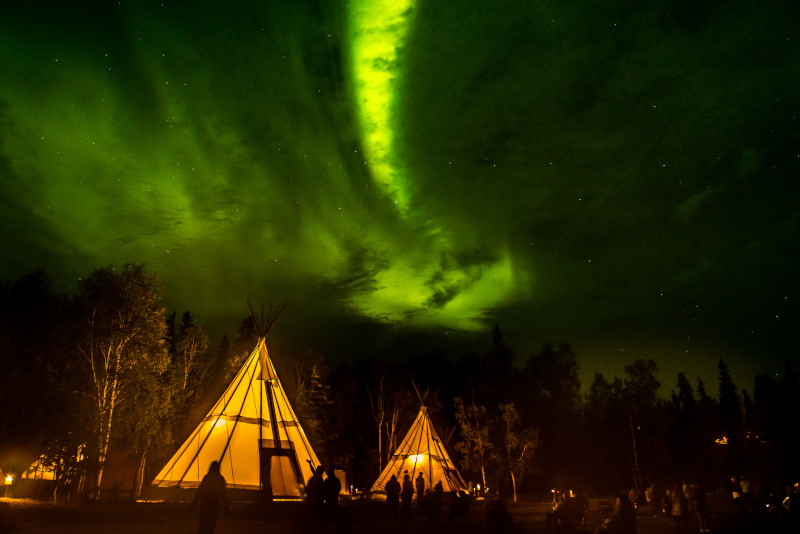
[
  {"left": 151, "top": 337, "right": 320, "bottom": 498},
  {"left": 370, "top": 406, "right": 467, "bottom": 495}
]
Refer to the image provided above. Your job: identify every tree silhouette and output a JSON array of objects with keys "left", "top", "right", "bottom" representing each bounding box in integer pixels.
[
  {"left": 717, "top": 359, "right": 742, "bottom": 444},
  {"left": 454, "top": 396, "right": 493, "bottom": 489},
  {"left": 498, "top": 403, "right": 539, "bottom": 502},
  {"left": 70, "top": 264, "right": 168, "bottom": 500}
]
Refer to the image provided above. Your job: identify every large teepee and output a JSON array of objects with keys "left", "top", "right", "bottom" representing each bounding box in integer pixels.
[
  {"left": 370, "top": 406, "right": 467, "bottom": 495},
  {"left": 151, "top": 319, "right": 320, "bottom": 499}
]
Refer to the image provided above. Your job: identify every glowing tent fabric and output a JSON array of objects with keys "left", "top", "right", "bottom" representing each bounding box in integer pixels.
[
  {"left": 151, "top": 338, "right": 320, "bottom": 497},
  {"left": 370, "top": 406, "right": 467, "bottom": 495}
]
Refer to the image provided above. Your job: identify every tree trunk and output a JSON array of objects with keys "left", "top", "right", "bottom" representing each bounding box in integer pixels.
[
  {"left": 130, "top": 449, "right": 147, "bottom": 500},
  {"left": 480, "top": 452, "right": 487, "bottom": 489},
  {"left": 378, "top": 424, "right": 383, "bottom": 475},
  {"left": 93, "top": 374, "right": 118, "bottom": 500},
  {"left": 94, "top": 421, "right": 112, "bottom": 499},
  {"left": 510, "top": 471, "right": 517, "bottom": 503}
]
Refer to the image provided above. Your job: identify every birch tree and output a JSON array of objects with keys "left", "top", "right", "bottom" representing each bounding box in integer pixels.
[
  {"left": 367, "top": 373, "right": 387, "bottom": 473},
  {"left": 454, "top": 397, "right": 493, "bottom": 489},
  {"left": 386, "top": 388, "right": 415, "bottom": 459},
  {"left": 73, "top": 264, "right": 168, "bottom": 499},
  {"left": 173, "top": 322, "right": 209, "bottom": 405},
  {"left": 499, "top": 403, "right": 539, "bottom": 502}
]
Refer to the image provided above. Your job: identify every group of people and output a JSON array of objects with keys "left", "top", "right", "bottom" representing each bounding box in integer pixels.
[
  {"left": 383, "top": 470, "right": 446, "bottom": 524},
  {"left": 637, "top": 481, "right": 710, "bottom": 532},
  {"left": 305, "top": 463, "right": 343, "bottom": 527},
  {"left": 182, "top": 460, "right": 800, "bottom": 534},
  {"left": 593, "top": 493, "right": 637, "bottom": 534},
  {"left": 188, "top": 460, "right": 510, "bottom": 534},
  {"left": 545, "top": 490, "right": 588, "bottom": 533},
  {"left": 190, "top": 460, "right": 344, "bottom": 534},
  {"left": 730, "top": 476, "right": 799, "bottom": 529}
]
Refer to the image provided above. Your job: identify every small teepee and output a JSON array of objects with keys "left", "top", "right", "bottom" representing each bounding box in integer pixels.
[
  {"left": 370, "top": 405, "right": 467, "bottom": 495},
  {"left": 151, "top": 307, "right": 320, "bottom": 499}
]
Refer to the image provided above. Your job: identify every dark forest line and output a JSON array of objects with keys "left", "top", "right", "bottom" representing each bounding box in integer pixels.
[{"left": 1, "top": 265, "right": 797, "bottom": 504}]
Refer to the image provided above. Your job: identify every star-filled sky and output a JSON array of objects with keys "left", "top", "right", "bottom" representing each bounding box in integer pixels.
[{"left": 2, "top": 0, "right": 798, "bottom": 391}]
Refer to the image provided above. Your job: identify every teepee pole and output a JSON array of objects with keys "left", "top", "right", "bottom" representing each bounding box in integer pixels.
[
  {"left": 265, "top": 365, "right": 307, "bottom": 492},
  {"left": 172, "top": 349, "right": 258, "bottom": 485},
  {"left": 218, "top": 354, "right": 262, "bottom": 487},
  {"left": 409, "top": 410, "right": 426, "bottom": 484},
  {"left": 264, "top": 368, "right": 282, "bottom": 450},
  {"left": 259, "top": 365, "right": 263, "bottom": 490},
  {"left": 245, "top": 302, "right": 286, "bottom": 451},
  {"left": 426, "top": 415, "right": 434, "bottom": 488}
]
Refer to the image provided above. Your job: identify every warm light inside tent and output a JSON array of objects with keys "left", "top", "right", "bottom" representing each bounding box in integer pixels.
[
  {"left": 407, "top": 454, "right": 426, "bottom": 465},
  {"left": 213, "top": 418, "right": 226, "bottom": 429},
  {"left": 4, "top": 475, "right": 12, "bottom": 485}
]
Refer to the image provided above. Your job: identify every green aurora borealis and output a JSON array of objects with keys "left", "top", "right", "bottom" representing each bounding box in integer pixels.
[{"left": 1, "top": 1, "right": 798, "bottom": 388}]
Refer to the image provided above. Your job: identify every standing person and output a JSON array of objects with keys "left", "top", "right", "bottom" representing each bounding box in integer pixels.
[
  {"left": 433, "top": 481, "right": 444, "bottom": 524},
  {"left": 693, "top": 485, "right": 710, "bottom": 533},
  {"left": 385, "top": 475, "right": 401, "bottom": 520},
  {"left": 401, "top": 473, "right": 414, "bottom": 521},
  {"left": 306, "top": 465, "right": 325, "bottom": 517},
  {"left": 670, "top": 483, "right": 689, "bottom": 530},
  {"left": 423, "top": 490, "right": 435, "bottom": 526},
  {"left": 416, "top": 472, "right": 426, "bottom": 509},
  {"left": 487, "top": 494, "right": 516, "bottom": 534},
  {"left": 302, "top": 464, "right": 325, "bottom": 532},
  {"left": 546, "top": 492, "right": 567, "bottom": 531},
  {"left": 321, "top": 466, "right": 342, "bottom": 523},
  {"left": 594, "top": 493, "right": 636, "bottom": 534},
  {"left": 189, "top": 461, "right": 230, "bottom": 534}
]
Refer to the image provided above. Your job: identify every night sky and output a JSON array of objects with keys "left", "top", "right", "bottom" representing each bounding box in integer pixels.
[{"left": 2, "top": 1, "right": 798, "bottom": 392}]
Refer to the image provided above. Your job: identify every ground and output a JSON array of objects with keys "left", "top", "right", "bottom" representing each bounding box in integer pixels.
[{"left": 0, "top": 494, "right": 782, "bottom": 533}]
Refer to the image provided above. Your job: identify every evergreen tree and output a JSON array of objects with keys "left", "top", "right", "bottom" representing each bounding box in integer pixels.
[
  {"left": 223, "top": 316, "right": 258, "bottom": 381},
  {"left": 673, "top": 372, "right": 696, "bottom": 414},
  {"left": 584, "top": 373, "right": 627, "bottom": 492},
  {"left": 0, "top": 270, "right": 61, "bottom": 474},
  {"left": 519, "top": 343, "right": 582, "bottom": 489},
  {"left": 294, "top": 353, "right": 336, "bottom": 458},
  {"left": 478, "top": 325, "right": 514, "bottom": 406},
  {"left": 717, "top": 359, "right": 742, "bottom": 443}
]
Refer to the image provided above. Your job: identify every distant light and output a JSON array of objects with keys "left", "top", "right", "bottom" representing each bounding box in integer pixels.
[
  {"left": 715, "top": 435, "right": 728, "bottom": 445},
  {"left": 4, "top": 475, "right": 12, "bottom": 485}
]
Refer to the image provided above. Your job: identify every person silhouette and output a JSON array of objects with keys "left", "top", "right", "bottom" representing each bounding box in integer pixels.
[
  {"left": 401, "top": 473, "right": 414, "bottom": 521},
  {"left": 302, "top": 464, "right": 326, "bottom": 531},
  {"left": 321, "top": 466, "right": 342, "bottom": 523},
  {"left": 385, "top": 474, "right": 401, "bottom": 520},
  {"left": 189, "top": 461, "right": 230, "bottom": 534},
  {"left": 416, "top": 472, "right": 425, "bottom": 508},
  {"left": 306, "top": 465, "right": 325, "bottom": 511}
]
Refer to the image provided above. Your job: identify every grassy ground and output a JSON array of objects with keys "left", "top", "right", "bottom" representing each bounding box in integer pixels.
[{"left": 0, "top": 494, "right": 783, "bottom": 533}]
